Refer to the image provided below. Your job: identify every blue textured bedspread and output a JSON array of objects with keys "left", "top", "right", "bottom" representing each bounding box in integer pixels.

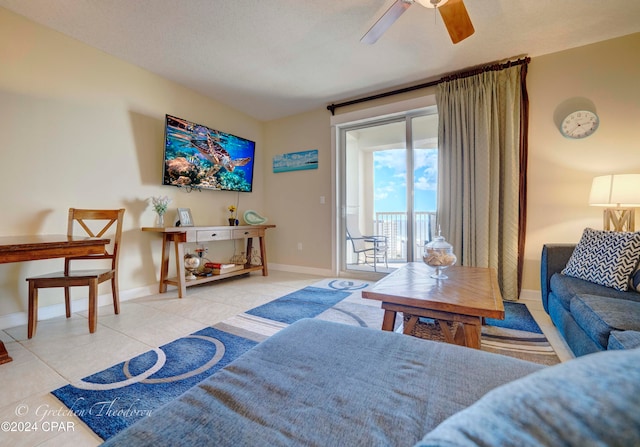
[{"left": 102, "top": 319, "right": 541, "bottom": 446}]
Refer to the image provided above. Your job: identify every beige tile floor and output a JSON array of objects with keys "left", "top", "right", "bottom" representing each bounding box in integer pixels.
[{"left": 0, "top": 271, "right": 573, "bottom": 447}]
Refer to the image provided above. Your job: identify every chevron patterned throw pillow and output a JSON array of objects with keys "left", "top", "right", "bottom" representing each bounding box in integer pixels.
[
  {"left": 630, "top": 264, "right": 640, "bottom": 292},
  {"left": 562, "top": 228, "right": 640, "bottom": 292}
]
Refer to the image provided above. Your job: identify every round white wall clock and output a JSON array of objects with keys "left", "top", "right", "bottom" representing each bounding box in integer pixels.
[{"left": 560, "top": 110, "right": 599, "bottom": 139}]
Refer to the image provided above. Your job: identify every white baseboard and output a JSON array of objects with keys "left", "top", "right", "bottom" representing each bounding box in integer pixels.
[
  {"left": 269, "top": 263, "right": 334, "bottom": 277},
  {"left": 518, "top": 288, "right": 542, "bottom": 303},
  {"left": 0, "top": 284, "right": 158, "bottom": 331}
]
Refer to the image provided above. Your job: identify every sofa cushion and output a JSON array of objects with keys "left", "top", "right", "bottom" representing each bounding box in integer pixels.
[
  {"left": 549, "top": 273, "right": 640, "bottom": 312},
  {"left": 570, "top": 294, "right": 640, "bottom": 349},
  {"left": 561, "top": 228, "right": 640, "bottom": 292},
  {"left": 548, "top": 297, "right": 602, "bottom": 357},
  {"left": 608, "top": 330, "right": 640, "bottom": 350},
  {"left": 415, "top": 348, "right": 640, "bottom": 447}
]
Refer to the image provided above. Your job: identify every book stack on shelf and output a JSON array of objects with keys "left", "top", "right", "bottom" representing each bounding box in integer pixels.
[{"left": 204, "top": 262, "right": 244, "bottom": 275}]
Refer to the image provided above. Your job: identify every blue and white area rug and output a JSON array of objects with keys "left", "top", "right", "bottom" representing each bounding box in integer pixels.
[
  {"left": 52, "top": 327, "right": 256, "bottom": 440},
  {"left": 480, "top": 301, "right": 559, "bottom": 365},
  {"left": 52, "top": 279, "right": 558, "bottom": 440},
  {"left": 52, "top": 279, "right": 372, "bottom": 440},
  {"left": 410, "top": 301, "right": 558, "bottom": 366}
]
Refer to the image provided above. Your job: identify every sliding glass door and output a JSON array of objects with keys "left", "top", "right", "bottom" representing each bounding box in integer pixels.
[
  {"left": 411, "top": 114, "right": 439, "bottom": 255},
  {"left": 339, "top": 108, "right": 438, "bottom": 274}
]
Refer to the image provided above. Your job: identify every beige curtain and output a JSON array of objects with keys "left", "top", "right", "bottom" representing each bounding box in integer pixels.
[{"left": 436, "top": 63, "right": 528, "bottom": 301}]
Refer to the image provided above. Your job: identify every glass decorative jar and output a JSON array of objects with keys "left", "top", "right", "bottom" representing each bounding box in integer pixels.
[
  {"left": 184, "top": 253, "right": 200, "bottom": 280},
  {"left": 423, "top": 231, "right": 457, "bottom": 279},
  {"left": 230, "top": 251, "right": 247, "bottom": 265}
]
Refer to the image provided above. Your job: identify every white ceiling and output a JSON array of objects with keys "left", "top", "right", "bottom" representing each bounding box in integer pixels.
[{"left": 2, "top": 0, "right": 639, "bottom": 121}]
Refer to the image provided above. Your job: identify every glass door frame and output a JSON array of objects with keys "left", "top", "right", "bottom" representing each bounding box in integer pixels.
[{"left": 336, "top": 107, "right": 438, "bottom": 277}]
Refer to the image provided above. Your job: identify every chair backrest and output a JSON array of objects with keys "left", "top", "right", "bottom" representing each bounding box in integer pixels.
[
  {"left": 346, "top": 214, "right": 367, "bottom": 252},
  {"left": 65, "top": 208, "right": 126, "bottom": 271}
]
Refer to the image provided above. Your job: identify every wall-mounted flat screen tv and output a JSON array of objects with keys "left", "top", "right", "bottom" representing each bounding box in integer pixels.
[{"left": 162, "top": 114, "right": 255, "bottom": 192}]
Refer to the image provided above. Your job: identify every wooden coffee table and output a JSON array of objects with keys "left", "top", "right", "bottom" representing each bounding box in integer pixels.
[{"left": 362, "top": 263, "right": 504, "bottom": 349}]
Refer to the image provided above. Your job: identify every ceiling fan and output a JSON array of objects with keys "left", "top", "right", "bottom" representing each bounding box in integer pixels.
[{"left": 361, "top": 0, "right": 474, "bottom": 45}]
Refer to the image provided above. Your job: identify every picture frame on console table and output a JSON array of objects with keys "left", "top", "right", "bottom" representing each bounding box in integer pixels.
[{"left": 177, "top": 208, "right": 194, "bottom": 227}]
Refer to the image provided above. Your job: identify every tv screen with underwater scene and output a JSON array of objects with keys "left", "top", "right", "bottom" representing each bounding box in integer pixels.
[{"left": 162, "top": 114, "right": 255, "bottom": 192}]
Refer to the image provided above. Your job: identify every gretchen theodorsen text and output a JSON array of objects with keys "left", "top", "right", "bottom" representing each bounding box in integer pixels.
[{"left": 34, "top": 397, "right": 153, "bottom": 421}]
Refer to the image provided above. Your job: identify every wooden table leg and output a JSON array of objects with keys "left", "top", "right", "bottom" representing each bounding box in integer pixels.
[
  {"left": 159, "top": 233, "right": 171, "bottom": 293},
  {"left": 452, "top": 323, "right": 467, "bottom": 346},
  {"left": 381, "top": 309, "right": 397, "bottom": 331},
  {"left": 403, "top": 315, "right": 419, "bottom": 334},
  {"left": 437, "top": 320, "right": 456, "bottom": 344},
  {"left": 245, "top": 238, "right": 253, "bottom": 269},
  {"left": 437, "top": 319, "right": 479, "bottom": 349},
  {"left": 374, "top": 302, "right": 490, "bottom": 349},
  {"left": 462, "top": 322, "right": 482, "bottom": 349},
  {"left": 258, "top": 236, "right": 268, "bottom": 276},
  {"left": 0, "top": 341, "right": 12, "bottom": 364},
  {"left": 174, "top": 237, "right": 187, "bottom": 298}
]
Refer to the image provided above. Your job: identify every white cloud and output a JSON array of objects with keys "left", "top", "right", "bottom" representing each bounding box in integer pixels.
[
  {"left": 415, "top": 175, "right": 436, "bottom": 191},
  {"left": 374, "top": 150, "right": 406, "bottom": 173}
]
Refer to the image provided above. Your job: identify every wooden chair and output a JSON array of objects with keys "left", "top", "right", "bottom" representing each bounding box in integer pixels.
[{"left": 26, "top": 209, "right": 125, "bottom": 338}]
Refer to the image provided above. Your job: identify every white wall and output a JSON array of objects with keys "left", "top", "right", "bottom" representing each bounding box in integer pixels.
[
  {"left": 524, "top": 32, "right": 640, "bottom": 290},
  {"left": 0, "top": 8, "right": 266, "bottom": 322},
  {"left": 263, "top": 108, "right": 333, "bottom": 272}
]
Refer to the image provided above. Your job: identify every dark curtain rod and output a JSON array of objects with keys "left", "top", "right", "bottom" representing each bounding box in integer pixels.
[{"left": 326, "top": 57, "right": 530, "bottom": 115}]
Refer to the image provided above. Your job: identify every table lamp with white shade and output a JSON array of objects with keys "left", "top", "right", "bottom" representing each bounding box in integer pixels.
[{"left": 589, "top": 174, "right": 640, "bottom": 232}]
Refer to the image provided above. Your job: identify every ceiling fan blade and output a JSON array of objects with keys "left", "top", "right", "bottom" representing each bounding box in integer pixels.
[
  {"left": 361, "top": 0, "right": 412, "bottom": 45},
  {"left": 438, "top": 0, "right": 474, "bottom": 44}
]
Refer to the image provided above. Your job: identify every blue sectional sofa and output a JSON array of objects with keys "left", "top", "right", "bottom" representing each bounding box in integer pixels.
[
  {"left": 102, "top": 319, "right": 640, "bottom": 446},
  {"left": 541, "top": 237, "right": 640, "bottom": 357}
]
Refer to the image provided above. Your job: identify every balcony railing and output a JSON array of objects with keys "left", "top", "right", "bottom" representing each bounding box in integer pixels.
[{"left": 374, "top": 211, "right": 437, "bottom": 262}]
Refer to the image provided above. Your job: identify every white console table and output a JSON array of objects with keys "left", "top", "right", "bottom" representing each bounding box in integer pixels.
[{"left": 142, "top": 224, "right": 275, "bottom": 298}]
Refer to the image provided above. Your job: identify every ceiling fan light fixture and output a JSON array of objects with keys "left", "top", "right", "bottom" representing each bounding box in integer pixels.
[
  {"left": 415, "top": 0, "right": 449, "bottom": 9},
  {"left": 361, "top": 0, "right": 472, "bottom": 45}
]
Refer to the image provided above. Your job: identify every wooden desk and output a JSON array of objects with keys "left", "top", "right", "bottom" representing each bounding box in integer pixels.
[
  {"left": 0, "top": 235, "right": 110, "bottom": 364},
  {"left": 142, "top": 225, "right": 275, "bottom": 298},
  {"left": 363, "top": 263, "right": 504, "bottom": 349}
]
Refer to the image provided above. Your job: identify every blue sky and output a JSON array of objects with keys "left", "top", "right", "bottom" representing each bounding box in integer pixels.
[{"left": 373, "top": 149, "right": 438, "bottom": 213}]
